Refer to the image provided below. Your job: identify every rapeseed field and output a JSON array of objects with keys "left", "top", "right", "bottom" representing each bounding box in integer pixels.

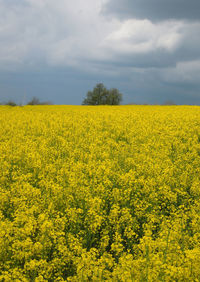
[{"left": 0, "top": 105, "right": 200, "bottom": 281}]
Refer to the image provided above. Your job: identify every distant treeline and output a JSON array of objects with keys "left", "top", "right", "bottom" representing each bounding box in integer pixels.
[
  {"left": 0, "top": 97, "right": 177, "bottom": 106},
  {"left": 0, "top": 97, "right": 53, "bottom": 106}
]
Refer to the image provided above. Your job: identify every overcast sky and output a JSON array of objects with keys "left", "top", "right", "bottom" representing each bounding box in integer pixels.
[{"left": 0, "top": 0, "right": 200, "bottom": 105}]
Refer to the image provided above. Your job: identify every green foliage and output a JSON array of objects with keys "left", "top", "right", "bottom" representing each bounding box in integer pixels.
[
  {"left": 5, "top": 100, "right": 17, "bottom": 106},
  {"left": 82, "top": 83, "right": 122, "bottom": 105}
]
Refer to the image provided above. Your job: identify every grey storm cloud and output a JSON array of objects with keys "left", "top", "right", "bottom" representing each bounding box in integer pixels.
[
  {"left": 0, "top": 0, "right": 200, "bottom": 105},
  {"left": 103, "top": 0, "right": 200, "bottom": 21}
]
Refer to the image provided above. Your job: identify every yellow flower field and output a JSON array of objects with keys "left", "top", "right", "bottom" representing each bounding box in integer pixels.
[{"left": 0, "top": 105, "right": 200, "bottom": 281}]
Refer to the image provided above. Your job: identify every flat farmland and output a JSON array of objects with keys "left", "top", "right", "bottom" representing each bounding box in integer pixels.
[{"left": 1, "top": 105, "right": 200, "bottom": 281}]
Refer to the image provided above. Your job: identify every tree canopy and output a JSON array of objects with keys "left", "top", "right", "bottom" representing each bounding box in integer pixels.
[{"left": 82, "top": 83, "right": 122, "bottom": 105}]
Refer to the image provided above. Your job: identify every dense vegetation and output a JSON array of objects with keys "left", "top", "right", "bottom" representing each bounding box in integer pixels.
[
  {"left": 82, "top": 83, "right": 122, "bottom": 105},
  {"left": 0, "top": 105, "right": 200, "bottom": 281}
]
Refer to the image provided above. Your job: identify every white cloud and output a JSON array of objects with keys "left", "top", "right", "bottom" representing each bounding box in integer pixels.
[
  {"left": 0, "top": 0, "right": 199, "bottom": 80},
  {"left": 0, "top": 0, "right": 117, "bottom": 69},
  {"left": 102, "top": 19, "right": 183, "bottom": 54}
]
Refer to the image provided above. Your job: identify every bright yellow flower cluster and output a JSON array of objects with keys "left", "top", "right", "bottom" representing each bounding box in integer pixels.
[{"left": 0, "top": 105, "right": 200, "bottom": 281}]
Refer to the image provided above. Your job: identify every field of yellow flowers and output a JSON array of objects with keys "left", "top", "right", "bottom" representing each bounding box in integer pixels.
[{"left": 1, "top": 105, "right": 200, "bottom": 281}]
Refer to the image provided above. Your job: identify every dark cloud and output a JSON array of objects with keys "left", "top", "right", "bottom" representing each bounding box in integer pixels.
[
  {"left": 0, "top": 0, "right": 200, "bottom": 105},
  {"left": 103, "top": 0, "right": 200, "bottom": 21}
]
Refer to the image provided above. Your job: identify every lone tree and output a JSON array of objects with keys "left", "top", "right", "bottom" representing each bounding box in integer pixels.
[{"left": 82, "top": 83, "right": 122, "bottom": 105}]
